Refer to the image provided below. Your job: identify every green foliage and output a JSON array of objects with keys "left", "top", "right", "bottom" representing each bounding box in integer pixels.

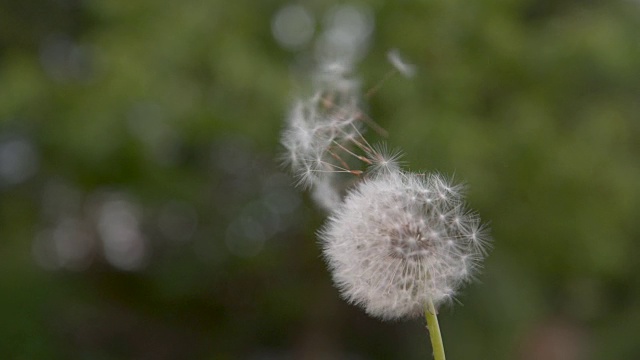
[{"left": 1, "top": 0, "right": 640, "bottom": 358}]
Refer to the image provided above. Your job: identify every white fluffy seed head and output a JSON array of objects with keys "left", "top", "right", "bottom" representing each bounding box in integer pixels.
[
  {"left": 280, "top": 63, "right": 373, "bottom": 210},
  {"left": 319, "top": 170, "right": 490, "bottom": 319}
]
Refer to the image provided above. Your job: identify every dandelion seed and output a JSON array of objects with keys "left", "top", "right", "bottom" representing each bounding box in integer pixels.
[
  {"left": 387, "top": 48, "right": 416, "bottom": 78},
  {"left": 365, "top": 142, "right": 404, "bottom": 175}
]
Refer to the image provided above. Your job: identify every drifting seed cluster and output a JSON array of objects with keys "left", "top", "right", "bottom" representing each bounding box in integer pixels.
[{"left": 281, "top": 64, "right": 399, "bottom": 211}]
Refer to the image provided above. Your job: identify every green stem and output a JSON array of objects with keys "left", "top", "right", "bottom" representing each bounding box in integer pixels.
[{"left": 425, "top": 299, "right": 446, "bottom": 360}]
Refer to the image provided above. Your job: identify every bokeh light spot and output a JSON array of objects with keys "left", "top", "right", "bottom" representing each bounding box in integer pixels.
[{"left": 272, "top": 4, "right": 315, "bottom": 50}]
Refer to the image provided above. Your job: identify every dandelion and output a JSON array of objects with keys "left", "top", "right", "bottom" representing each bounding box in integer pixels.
[
  {"left": 319, "top": 170, "right": 490, "bottom": 320},
  {"left": 280, "top": 44, "right": 491, "bottom": 360}
]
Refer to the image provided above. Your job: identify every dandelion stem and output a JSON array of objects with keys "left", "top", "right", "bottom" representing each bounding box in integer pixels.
[{"left": 425, "top": 299, "right": 446, "bottom": 360}]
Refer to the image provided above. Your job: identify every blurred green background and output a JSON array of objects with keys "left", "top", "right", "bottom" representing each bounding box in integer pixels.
[{"left": 1, "top": 0, "right": 640, "bottom": 359}]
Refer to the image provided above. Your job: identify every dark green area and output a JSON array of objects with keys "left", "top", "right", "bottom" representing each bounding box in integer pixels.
[{"left": 1, "top": 0, "right": 639, "bottom": 359}]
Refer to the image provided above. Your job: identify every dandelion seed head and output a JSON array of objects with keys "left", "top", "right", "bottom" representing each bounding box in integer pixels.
[{"left": 319, "top": 170, "right": 490, "bottom": 319}]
